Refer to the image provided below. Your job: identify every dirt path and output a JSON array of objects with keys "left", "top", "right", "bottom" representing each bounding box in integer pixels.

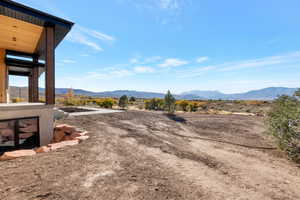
[{"left": 0, "top": 111, "right": 299, "bottom": 200}]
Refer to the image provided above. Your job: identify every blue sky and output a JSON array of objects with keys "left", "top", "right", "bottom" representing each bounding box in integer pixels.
[{"left": 11, "top": 0, "right": 300, "bottom": 94}]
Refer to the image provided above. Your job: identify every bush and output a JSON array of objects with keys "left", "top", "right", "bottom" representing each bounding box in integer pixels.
[
  {"left": 176, "top": 100, "right": 189, "bottom": 112},
  {"left": 57, "top": 97, "right": 88, "bottom": 106},
  {"left": 94, "top": 98, "right": 117, "bottom": 108},
  {"left": 266, "top": 95, "right": 300, "bottom": 163},
  {"left": 11, "top": 97, "right": 24, "bottom": 103},
  {"left": 119, "top": 95, "right": 129, "bottom": 109},
  {"left": 129, "top": 96, "right": 136, "bottom": 102},
  {"left": 188, "top": 101, "right": 201, "bottom": 112},
  {"left": 145, "top": 98, "right": 164, "bottom": 111}
]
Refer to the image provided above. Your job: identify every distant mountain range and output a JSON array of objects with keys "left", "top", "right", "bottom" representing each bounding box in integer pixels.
[
  {"left": 10, "top": 87, "right": 297, "bottom": 100},
  {"left": 9, "top": 87, "right": 298, "bottom": 100},
  {"left": 180, "top": 87, "right": 298, "bottom": 100}
]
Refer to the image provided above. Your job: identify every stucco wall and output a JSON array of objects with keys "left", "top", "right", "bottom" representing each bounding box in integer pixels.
[{"left": 0, "top": 103, "right": 54, "bottom": 146}]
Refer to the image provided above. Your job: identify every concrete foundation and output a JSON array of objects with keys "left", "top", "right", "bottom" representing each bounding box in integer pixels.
[{"left": 0, "top": 103, "right": 54, "bottom": 146}]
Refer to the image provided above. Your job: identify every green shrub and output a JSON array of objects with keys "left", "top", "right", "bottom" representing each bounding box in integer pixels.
[
  {"left": 94, "top": 98, "right": 117, "bottom": 108},
  {"left": 129, "top": 96, "right": 136, "bottom": 102},
  {"left": 119, "top": 95, "right": 129, "bottom": 109},
  {"left": 11, "top": 97, "right": 24, "bottom": 103},
  {"left": 267, "top": 94, "right": 300, "bottom": 163},
  {"left": 188, "top": 102, "right": 200, "bottom": 112},
  {"left": 176, "top": 100, "right": 189, "bottom": 112},
  {"left": 145, "top": 98, "right": 164, "bottom": 111}
]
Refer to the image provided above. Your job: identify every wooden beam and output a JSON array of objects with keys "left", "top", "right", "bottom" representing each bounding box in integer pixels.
[
  {"left": 45, "top": 25, "right": 55, "bottom": 105},
  {"left": 0, "top": 49, "right": 8, "bottom": 103},
  {"left": 9, "top": 71, "right": 30, "bottom": 76},
  {"left": 6, "top": 50, "right": 37, "bottom": 58},
  {"left": 5, "top": 58, "right": 45, "bottom": 68},
  {"left": 28, "top": 55, "right": 39, "bottom": 103}
]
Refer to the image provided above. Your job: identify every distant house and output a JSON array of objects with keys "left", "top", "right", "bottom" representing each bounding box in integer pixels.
[{"left": 0, "top": 0, "right": 74, "bottom": 151}]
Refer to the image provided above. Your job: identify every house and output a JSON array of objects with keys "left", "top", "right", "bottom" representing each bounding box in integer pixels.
[{"left": 0, "top": 0, "right": 74, "bottom": 152}]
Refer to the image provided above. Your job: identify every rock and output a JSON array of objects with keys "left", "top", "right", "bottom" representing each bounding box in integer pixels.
[
  {"left": 62, "top": 135, "right": 74, "bottom": 141},
  {"left": 80, "top": 131, "right": 88, "bottom": 136},
  {"left": 70, "top": 131, "right": 88, "bottom": 139},
  {"left": 75, "top": 135, "right": 90, "bottom": 142},
  {"left": 53, "top": 130, "right": 66, "bottom": 143},
  {"left": 35, "top": 146, "right": 51, "bottom": 153},
  {"left": 0, "top": 150, "right": 36, "bottom": 161},
  {"left": 48, "top": 140, "right": 79, "bottom": 151},
  {"left": 55, "top": 124, "right": 76, "bottom": 134}
]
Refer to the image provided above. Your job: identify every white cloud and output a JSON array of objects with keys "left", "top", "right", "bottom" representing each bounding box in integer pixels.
[
  {"left": 130, "top": 58, "right": 139, "bottom": 64},
  {"left": 178, "top": 51, "right": 300, "bottom": 78},
  {"left": 159, "top": 0, "right": 180, "bottom": 10},
  {"left": 66, "top": 25, "right": 115, "bottom": 51},
  {"left": 159, "top": 58, "right": 188, "bottom": 67},
  {"left": 134, "top": 66, "right": 155, "bottom": 73},
  {"left": 178, "top": 66, "right": 215, "bottom": 78},
  {"left": 130, "top": 56, "right": 162, "bottom": 65},
  {"left": 61, "top": 59, "right": 76, "bottom": 64},
  {"left": 219, "top": 51, "right": 300, "bottom": 71},
  {"left": 76, "top": 25, "right": 116, "bottom": 42},
  {"left": 144, "top": 56, "right": 162, "bottom": 63},
  {"left": 87, "top": 69, "right": 133, "bottom": 80},
  {"left": 196, "top": 57, "right": 209, "bottom": 63},
  {"left": 67, "top": 31, "right": 103, "bottom": 51}
]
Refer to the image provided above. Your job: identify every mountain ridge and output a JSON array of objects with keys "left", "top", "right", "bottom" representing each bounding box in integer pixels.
[{"left": 9, "top": 86, "right": 299, "bottom": 100}]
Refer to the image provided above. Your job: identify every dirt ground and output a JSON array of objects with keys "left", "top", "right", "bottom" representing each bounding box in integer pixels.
[{"left": 0, "top": 111, "right": 299, "bottom": 200}]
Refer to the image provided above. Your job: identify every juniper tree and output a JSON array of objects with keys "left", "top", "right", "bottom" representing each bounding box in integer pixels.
[
  {"left": 119, "top": 95, "right": 129, "bottom": 109},
  {"left": 164, "top": 90, "right": 176, "bottom": 113}
]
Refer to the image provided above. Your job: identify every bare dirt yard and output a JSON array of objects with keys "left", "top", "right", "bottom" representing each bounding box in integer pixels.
[{"left": 0, "top": 111, "right": 299, "bottom": 200}]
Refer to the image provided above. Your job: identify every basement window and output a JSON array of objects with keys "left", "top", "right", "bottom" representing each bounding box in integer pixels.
[{"left": 0, "top": 117, "right": 40, "bottom": 154}]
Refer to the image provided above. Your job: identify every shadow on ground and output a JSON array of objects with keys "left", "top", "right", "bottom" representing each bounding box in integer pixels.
[{"left": 164, "top": 113, "right": 187, "bottom": 123}]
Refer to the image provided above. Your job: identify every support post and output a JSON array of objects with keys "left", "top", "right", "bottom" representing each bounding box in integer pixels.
[
  {"left": 28, "top": 73, "right": 33, "bottom": 102},
  {"left": 0, "top": 49, "right": 8, "bottom": 103},
  {"left": 45, "top": 25, "right": 55, "bottom": 105},
  {"left": 28, "top": 55, "right": 39, "bottom": 102}
]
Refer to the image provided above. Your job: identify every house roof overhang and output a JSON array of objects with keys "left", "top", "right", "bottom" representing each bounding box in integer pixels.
[
  {"left": 0, "top": 0, "right": 74, "bottom": 51},
  {"left": 0, "top": 0, "right": 74, "bottom": 76}
]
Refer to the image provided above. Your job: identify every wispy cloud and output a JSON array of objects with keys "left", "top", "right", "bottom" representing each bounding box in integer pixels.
[
  {"left": 196, "top": 56, "right": 209, "bottom": 63},
  {"left": 159, "top": 58, "right": 188, "bottom": 67},
  {"left": 66, "top": 25, "right": 116, "bottom": 51},
  {"left": 76, "top": 25, "right": 116, "bottom": 42},
  {"left": 119, "top": 0, "right": 188, "bottom": 24},
  {"left": 125, "top": 0, "right": 186, "bottom": 11},
  {"left": 87, "top": 69, "right": 133, "bottom": 80},
  {"left": 134, "top": 66, "right": 155, "bottom": 73},
  {"left": 144, "top": 56, "right": 162, "bottom": 63},
  {"left": 219, "top": 52, "right": 300, "bottom": 71},
  {"left": 130, "top": 56, "right": 162, "bottom": 65},
  {"left": 179, "top": 51, "right": 300, "bottom": 78},
  {"left": 159, "top": 0, "right": 180, "bottom": 10},
  {"left": 130, "top": 58, "right": 139, "bottom": 64},
  {"left": 61, "top": 59, "right": 76, "bottom": 64}
]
